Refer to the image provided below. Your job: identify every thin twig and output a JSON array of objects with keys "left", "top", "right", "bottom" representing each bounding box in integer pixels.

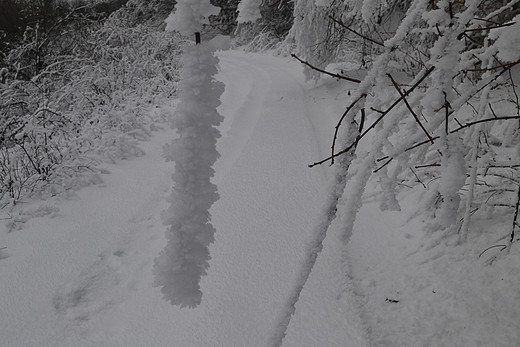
[
  {"left": 488, "top": 103, "right": 498, "bottom": 118},
  {"left": 450, "top": 115, "right": 520, "bottom": 133},
  {"left": 461, "top": 32, "right": 484, "bottom": 47},
  {"left": 374, "top": 158, "right": 393, "bottom": 173},
  {"left": 473, "top": 17, "right": 501, "bottom": 26},
  {"left": 415, "top": 163, "right": 441, "bottom": 169},
  {"left": 444, "top": 91, "right": 450, "bottom": 134},
  {"left": 464, "top": 59, "right": 520, "bottom": 73},
  {"left": 331, "top": 94, "right": 367, "bottom": 164},
  {"left": 359, "top": 108, "right": 366, "bottom": 133},
  {"left": 291, "top": 54, "right": 361, "bottom": 84},
  {"left": 370, "top": 107, "right": 384, "bottom": 114},
  {"left": 410, "top": 167, "right": 426, "bottom": 188},
  {"left": 511, "top": 185, "right": 520, "bottom": 244},
  {"left": 328, "top": 16, "right": 385, "bottom": 47},
  {"left": 405, "top": 136, "right": 441, "bottom": 152},
  {"left": 479, "top": 244, "right": 507, "bottom": 258},
  {"left": 509, "top": 69, "right": 520, "bottom": 121},
  {"left": 464, "top": 22, "right": 514, "bottom": 32}
]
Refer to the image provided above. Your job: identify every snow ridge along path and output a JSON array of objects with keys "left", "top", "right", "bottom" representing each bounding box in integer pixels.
[{"left": 0, "top": 51, "right": 367, "bottom": 346}]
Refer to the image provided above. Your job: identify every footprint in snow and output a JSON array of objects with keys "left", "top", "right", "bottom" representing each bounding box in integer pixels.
[{"left": 53, "top": 250, "right": 126, "bottom": 323}]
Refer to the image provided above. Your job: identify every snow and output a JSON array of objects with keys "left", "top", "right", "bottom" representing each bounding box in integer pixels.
[
  {"left": 1, "top": 49, "right": 520, "bottom": 347},
  {"left": 236, "top": 0, "right": 261, "bottom": 24},
  {"left": 490, "top": 15, "right": 520, "bottom": 63},
  {"left": 165, "top": 0, "right": 220, "bottom": 36},
  {"left": 437, "top": 134, "right": 467, "bottom": 228}
]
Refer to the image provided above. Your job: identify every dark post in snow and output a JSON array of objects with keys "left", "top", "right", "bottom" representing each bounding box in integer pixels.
[{"left": 195, "top": 32, "right": 201, "bottom": 44}]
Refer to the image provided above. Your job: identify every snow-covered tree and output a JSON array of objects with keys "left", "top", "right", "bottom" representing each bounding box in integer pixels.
[
  {"left": 153, "top": 0, "right": 227, "bottom": 308},
  {"left": 274, "top": 0, "right": 520, "bottom": 344}
]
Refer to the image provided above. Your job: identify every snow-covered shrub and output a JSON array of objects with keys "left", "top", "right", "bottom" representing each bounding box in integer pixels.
[
  {"left": 273, "top": 2, "right": 520, "bottom": 344},
  {"left": 295, "top": 0, "right": 520, "bottom": 244},
  {"left": 234, "top": 0, "right": 294, "bottom": 50},
  {"left": 63, "top": 18, "right": 183, "bottom": 162},
  {"left": 0, "top": 1, "right": 183, "bottom": 205}
]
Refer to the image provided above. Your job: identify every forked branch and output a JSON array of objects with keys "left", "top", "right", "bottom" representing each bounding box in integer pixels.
[{"left": 388, "top": 73, "right": 434, "bottom": 144}]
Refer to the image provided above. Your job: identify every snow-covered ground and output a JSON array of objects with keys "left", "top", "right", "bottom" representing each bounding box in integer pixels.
[{"left": 1, "top": 50, "right": 519, "bottom": 347}]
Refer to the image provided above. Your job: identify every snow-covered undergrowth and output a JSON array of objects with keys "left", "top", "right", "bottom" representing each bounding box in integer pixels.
[
  {"left": 348, "top": 175, "right": 520, "bottom": 346},
  {"left": 0, "top": 2, "right": 183, "bottom": 215}
]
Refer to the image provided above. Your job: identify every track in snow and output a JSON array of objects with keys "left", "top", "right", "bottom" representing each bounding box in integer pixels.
[{"left": 0, "top": 50, "right": 367, "bottom": 347}]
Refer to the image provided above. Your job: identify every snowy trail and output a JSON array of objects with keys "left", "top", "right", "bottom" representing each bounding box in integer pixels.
[{"left": 0, "top": 51, "right": 367, "bottom": 346}]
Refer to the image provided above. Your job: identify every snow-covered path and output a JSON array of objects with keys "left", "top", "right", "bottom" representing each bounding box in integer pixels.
[{"left": 0, "top": 51, "right": 367, "bottom": 346}]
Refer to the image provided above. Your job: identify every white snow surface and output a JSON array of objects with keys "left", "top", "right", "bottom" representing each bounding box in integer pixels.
[
  {"left": 0, "top": 51, "right": 366, "bottom": 347},
  {"left": 2, "top": 50, "right": 520, "bottom": 347}
]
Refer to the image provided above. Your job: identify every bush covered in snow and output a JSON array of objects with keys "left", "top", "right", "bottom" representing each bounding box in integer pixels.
[
  {"left": 0, "top": 0, "right": 183, "bottom": 205},
  {"left": 290, "top": 0, "right": 520, "bottom": 245},
  {"left": 273, "top": 1, "right": 520, "bottom": 344},
  {"left": 233, "top": 0, "right": 294, "bottom": 51}
]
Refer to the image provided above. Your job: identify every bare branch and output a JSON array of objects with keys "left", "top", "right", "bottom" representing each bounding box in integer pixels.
[
  {"left": 450, "top": 115, "right": 520, "bottom": 133},
  {"left": 374, "top": 158, "right": 393, "bottom": 173},
  {"left": 331, "top": 94, "right": 366, "bottom": 164},
  {"left": 291, "top": 54, "right": 361, "bottom": 83},
  {"left": 388, "top": 73, "right": 434, "bottom": 144},
  {"left": 410, "top": 167, "right": 426, "bottom": 188},
  {"left": 328, "top": 16, "right": 385, "bottom": 47},
  {"left": 511, "top": 185, "right": 520, "bottom": 245},
  {"left": 464, "top": 22, "right": 515, "bottom": 32},
  {"left": 464, "top": 59, "right": 520, "bottom": 73},
  {"left": 309, "top": 66, "right": 435, "bottom": 168}
]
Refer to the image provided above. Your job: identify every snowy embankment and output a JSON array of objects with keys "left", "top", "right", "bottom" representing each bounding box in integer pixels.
[{"left": 0, "top": 51, "right": 367, "bottom": 346}]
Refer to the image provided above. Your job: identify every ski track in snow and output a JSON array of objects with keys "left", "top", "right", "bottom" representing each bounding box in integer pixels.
[{"left": 0, "top": 51, "right": 366, "bottom": 346}]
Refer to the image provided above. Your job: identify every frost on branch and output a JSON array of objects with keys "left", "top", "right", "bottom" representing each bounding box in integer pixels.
[{"left": 153, "top": 38, "right": 226, "bottom": 308}]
